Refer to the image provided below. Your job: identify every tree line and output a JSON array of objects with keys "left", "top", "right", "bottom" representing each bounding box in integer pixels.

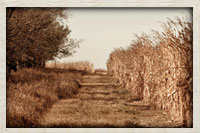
[{"left": 6, "top": 8, "right": 80, "bottom": 73}]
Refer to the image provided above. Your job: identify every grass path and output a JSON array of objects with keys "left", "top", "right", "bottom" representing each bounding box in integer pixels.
[{"left": 40, "top": 72, "right": 177, "bottom": 127}]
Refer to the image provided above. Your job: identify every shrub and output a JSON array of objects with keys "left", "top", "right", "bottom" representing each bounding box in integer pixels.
[{"left": 7, "top": 68, "right": 81, "bottom": 127}]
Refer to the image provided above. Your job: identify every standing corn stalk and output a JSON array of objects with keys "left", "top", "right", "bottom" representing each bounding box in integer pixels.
[{"left": 107, "top": 17, "right": 192, "bottom": 127}]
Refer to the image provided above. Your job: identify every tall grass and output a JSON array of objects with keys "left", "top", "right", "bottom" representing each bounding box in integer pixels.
[
  {"left": 107, "top": 17, "right": 192, "bottom": 127},
  {"left": 6, "top": 68, "right": 81, "bottom": 127},
  {"left": 46, "top": 61, "right": 95, "bottom": 73}
]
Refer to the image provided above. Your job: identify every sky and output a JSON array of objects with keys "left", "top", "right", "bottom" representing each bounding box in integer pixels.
[{"left": 58, "top": 8, "right": 192, "bottom": 69}]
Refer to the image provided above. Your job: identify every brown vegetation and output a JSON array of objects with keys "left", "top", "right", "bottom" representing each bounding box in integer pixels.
[
  {"left": 6, "top": 8, "right": 83, "bottom": 127},
  {"left": 6, "top": 8, "right": 80, "bottom": 73},
  {"left": 6, "top": 8, "right": 192, "bottom": 128},
  {"left": 46, "top": 61, "right": 95, "bottom": 73},
  {"left": 6, "top": 68, "right": 82, "bottom": 127},
  {"left": 40, "top": 72, "right": 177, "bottom": 128},
  {"left": 107, "top": 18, "right": 193, "bottom": 127}
]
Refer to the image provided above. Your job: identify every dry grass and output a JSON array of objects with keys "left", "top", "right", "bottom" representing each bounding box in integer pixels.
[
  {"left": 40, "top": 73, "right": 177, "bottom": 128},
  {"left": 107, "top": 17, "right": 192, "bottom": 127},
  {"left": 46, "top": 61, "right": 95, "bottom": 73},
  {"left": 6, "top": 68, "right": 81, "bottom": 127},
  {"left": 7, "top": 66, "right": 181, "bottom": 128},
  {"left": 94, "top": 68, "right": 107, "bottom": 75}
]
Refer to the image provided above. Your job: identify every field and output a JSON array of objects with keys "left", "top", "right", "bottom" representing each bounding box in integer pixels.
[
  {"left": 40, "top": 72, "right": 180, "bottom": 127},
  {"left": 46, "top": 61, "right": 95, "bottom": 73},
  {"left": 6, "top": 8, "right": 193, "bottom": 128},
  {"left": 6, "top": 68, "right": 83, "bottom": 127},
  {"left": 107, "top": 18, "right": 193, "bottom": 127},
  {"left": 7, "top": 67, "right": 181, "bottom": 128}
]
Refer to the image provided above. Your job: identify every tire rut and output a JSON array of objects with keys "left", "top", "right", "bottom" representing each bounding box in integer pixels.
[{"left": 40, "top": 73, "right": 178, "bottom": 127}]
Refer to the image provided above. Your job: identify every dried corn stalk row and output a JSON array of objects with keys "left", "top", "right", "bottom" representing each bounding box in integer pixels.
[{"left": 107, "top": 18, "right": 192, "bottom": 127}]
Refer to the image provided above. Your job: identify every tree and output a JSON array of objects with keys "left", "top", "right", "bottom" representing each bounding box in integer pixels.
[{"left": 6, "top": 8, "right": 79, "bottom": 72}]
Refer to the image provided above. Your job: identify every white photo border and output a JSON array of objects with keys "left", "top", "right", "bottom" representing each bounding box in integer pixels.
[{"left": 0, "top": 0, "right": 200, "bottom": 133}]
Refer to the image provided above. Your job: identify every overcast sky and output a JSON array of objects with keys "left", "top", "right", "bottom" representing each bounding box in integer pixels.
[{"left": 58, "top": 8, "right": 192, "bottom": 69}]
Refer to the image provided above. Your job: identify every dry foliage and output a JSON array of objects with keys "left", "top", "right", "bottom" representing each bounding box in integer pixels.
[
  {"left": 107, "top": 17, "right": 192, "bottom": 127},
  {"left": 7, "top": 8, "right": 81, "bottom": 73},
  {"left": 6, "top": 68, "right": 81, "bottom": 127},
  {"left": 46, "top": 61, "right": 95, "bottom": 73}
]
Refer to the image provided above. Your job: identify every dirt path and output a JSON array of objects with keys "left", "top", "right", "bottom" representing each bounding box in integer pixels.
[{"left": 40, "top": 72, "right": 176, "bottom": 127}]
